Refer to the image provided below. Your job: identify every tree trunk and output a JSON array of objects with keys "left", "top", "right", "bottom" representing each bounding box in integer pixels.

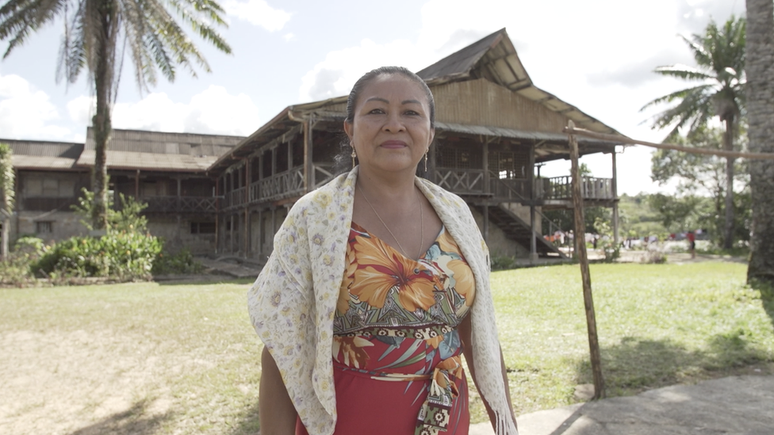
[
  {"left": 90, "top": 2, "right": 117, "bottom": 231},
  {"left": 723, "top": 118, "right": 735, "bottom": 250},
  {"left": 746, "top": 0, "right": 774, "bottom": 285},
  {"left": 1, "top": 216, "right": 8, "bottom": 261}
]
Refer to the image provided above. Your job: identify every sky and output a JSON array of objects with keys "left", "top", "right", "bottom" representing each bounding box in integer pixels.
[{"left": 0, "top": 0, "right": 746, "bottom": 196}]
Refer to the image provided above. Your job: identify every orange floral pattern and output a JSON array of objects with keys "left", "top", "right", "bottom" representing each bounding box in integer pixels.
[{"left": 331, "top": 223, "right": 476, "bottom": 434}]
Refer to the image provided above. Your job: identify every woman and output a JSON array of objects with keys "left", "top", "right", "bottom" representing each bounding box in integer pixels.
[{"left": 248, "top": 66, "right": 518, "bottom": 435}]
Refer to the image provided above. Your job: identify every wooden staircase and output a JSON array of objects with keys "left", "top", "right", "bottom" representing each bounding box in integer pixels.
[{"left": 475, "top": 204, "right": 566, "bottom": 258}]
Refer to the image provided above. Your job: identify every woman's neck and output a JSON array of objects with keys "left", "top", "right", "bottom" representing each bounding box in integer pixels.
[{"left": 356, "top": 168, "right": 417, "bottom": 201}]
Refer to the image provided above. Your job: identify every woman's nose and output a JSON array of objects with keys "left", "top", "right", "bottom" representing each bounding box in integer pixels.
[{"left": 383, "top": 112, "right": 405, "bottom": 132}]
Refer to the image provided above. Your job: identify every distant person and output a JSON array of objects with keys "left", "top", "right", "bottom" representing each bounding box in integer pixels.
[{"left": 687, "top": 230, "right": 696, "bottom": 259}]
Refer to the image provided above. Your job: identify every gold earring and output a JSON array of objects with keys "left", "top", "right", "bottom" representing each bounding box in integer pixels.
[
  {"left": 424, "top": 152, "right": 428, "bottom": 172},
  {"left": 351, "top": 146, "right": 357, "bottom": 167}
]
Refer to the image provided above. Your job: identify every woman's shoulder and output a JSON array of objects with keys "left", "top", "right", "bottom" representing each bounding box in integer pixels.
[
  {"left": 416, "top": 178, "right": 469, "bottom": 211},
  {"left": 288, "top": 170, "right": 357, "bottom": 215}
]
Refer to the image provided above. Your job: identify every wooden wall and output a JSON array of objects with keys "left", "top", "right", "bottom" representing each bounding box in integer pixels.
[{"left": 431, "top": 78, "right": 568, "bottom": 133}]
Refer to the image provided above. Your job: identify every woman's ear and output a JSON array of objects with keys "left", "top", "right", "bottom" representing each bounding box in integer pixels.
[{"left": 343, "top": 121, "right": 354, "bottom": 141}]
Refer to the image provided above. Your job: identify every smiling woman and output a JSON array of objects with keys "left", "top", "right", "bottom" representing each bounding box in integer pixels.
[{"left": 248, "top": 66, "right": 519, "bottom": 435}]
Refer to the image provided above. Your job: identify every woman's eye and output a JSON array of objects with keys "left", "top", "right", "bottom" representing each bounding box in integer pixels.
[
  {"left": 405, "top": 110, "right": 419, "bottom": 116},
  {"left": 368, "top": 108, "right": 385, "bottom": 114}
]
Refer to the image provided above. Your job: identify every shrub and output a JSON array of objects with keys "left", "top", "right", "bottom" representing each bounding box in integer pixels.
[
  {"left": 32, "top": 232, "right": 162, "bottom": 282},
  {"left": 152, "top": 248, "right": 205, "bottom": 275},
  {"left": 641, "top": 244, "right": 668, "bottom": 264},
  {"left": 0, "top": 236, "right": 48, "bottom": 286},
  {"left": 491, "top": 254, "right": 518, "bottom": 271}
]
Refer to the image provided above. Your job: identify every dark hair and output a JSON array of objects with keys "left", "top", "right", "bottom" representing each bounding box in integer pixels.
[{"left": 345, "top": 66, "right": 435, "bottom": 128}]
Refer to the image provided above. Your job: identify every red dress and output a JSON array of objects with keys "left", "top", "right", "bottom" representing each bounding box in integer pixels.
[{"left": 296, "top": 223, "right": 476, "bottom": 435}]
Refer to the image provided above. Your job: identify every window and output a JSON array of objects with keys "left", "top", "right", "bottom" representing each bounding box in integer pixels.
[
  {"left": 36, "top": 221, "right": 53, "bottom": 234},
  {"left": 191, "top": 221, "right": 216, "bottom": 234}
]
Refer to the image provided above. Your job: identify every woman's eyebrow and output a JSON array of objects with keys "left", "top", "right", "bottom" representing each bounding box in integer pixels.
[{"left": 363, "top": 97, "right": 422, "bottom": 105}]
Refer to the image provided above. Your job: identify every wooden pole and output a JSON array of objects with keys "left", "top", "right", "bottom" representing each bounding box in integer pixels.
[
  {"left": 563, "top": 126, "right": 774, "bottom": 160},
  {"left": 568, "top": 120, "right": 605, "bottom": 399}
]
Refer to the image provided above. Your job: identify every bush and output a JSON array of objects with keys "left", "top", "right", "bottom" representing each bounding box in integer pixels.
[
  {"left": 0, "top": 236, "right": 47, "bottom": 286},
  {"left": 491, "top": 254, "right": 518, "bottom": 271},
  {"left": 152, "top": 248, "right": 205, "bottom": 275},
  {"left": 32, "top": 232, "right": 162, "bottom": 282},
  {"left": 641, "top": 244, "right": 668, "bottom": 264}
]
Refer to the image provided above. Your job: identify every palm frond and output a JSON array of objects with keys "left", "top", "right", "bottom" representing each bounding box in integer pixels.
[
  {"left": 653, "top": 64, "right": 714, "bottom": 81},
  {"left": 0, "top": 0, "right": 67, "bottom": 58}
]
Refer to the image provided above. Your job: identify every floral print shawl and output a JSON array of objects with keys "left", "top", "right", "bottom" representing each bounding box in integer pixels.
[{"left": 248, "top": 168, "right": 517, "bottom": 435}]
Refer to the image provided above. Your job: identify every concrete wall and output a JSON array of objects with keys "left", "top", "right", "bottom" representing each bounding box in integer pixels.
[
  {"left": 503, "top": 203, "right": 543, "bottom": 234},
  {"left": 248, "top": 207, "right": 289, "bottom": 262},
  {"left": 13, "top": 211, "right": 87, "bottom": 245},
  {"left": 147, "top": 216, "right": 216, "bottom": 255},
  {"left": 469, "top": 207, "right": 530, "bottom": 258}
]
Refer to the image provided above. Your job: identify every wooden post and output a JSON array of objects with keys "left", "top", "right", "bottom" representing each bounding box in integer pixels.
[
  {"left": 568, "top": 120, "right": 605, "bottom": 399},
  {"left": 135, "top": 169, "right": 140, "bottom": 199},
  {"left": 483, "top": 137, "right": 490, "bottom": 195},
  {"left": 611, "top": 151, "right": 620, "bottom": 245},
  {"left": 303, "top": 120, "right": 314, "bottom": 193},
  {"left": 529, "top": 142, "right": 537, "bottom": 263},
  {"left": 215, "top": 177, "right": 219, "bottom": 254},
  {"left": 244, "top": 158, "right": 250, "bottom": 256},
  {"left": 483, "top": 205, "right": 489, "bottom": 243}
]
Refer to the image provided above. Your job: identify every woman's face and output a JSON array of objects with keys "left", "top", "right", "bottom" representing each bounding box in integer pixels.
[{"left": 344, "top": 74, "right": 435, "bottom": 176}]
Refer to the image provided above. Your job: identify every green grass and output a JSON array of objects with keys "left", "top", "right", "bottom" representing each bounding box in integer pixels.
[
  {"left": 1, "top": 263, "right": 773, "bottom": 433},
  {"left": 483, "top": 262, "right": 774, "bottom": 420}
]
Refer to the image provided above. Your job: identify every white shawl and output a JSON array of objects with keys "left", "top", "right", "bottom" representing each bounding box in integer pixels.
[{"left": 248, "top": 168, "right": 517, "bottom": 435}]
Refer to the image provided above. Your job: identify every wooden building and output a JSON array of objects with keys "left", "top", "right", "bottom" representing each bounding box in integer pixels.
[
  {"left": 209, "top": 29, "right": 625, "bottom": 262},
  {"left": 2, "top": 29, "right": 624, "bottom": 262},
  {"left": 4, "top": 129, "right": 240, "bottom": 253}
]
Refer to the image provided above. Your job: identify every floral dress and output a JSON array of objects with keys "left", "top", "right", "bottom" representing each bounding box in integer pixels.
[{"left": 296, "top": 222, "right": 476, "bottom": 435}]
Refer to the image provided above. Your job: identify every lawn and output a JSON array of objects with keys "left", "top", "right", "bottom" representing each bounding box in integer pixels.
[{"left": 1, "top": 262, "right": 772, "bottom": 434}]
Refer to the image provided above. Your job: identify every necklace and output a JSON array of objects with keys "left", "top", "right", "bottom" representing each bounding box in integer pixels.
[{"left": 358, "top": 182, "right": 424, "bottom": 260}]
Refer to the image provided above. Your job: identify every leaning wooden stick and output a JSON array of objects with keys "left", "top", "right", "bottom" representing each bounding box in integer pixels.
[
  {"left": 568, "top": 120, "right": 606, "bottom": 400},
  {"left": 563, "top": 126, "right": 774, "bottom": 160}
]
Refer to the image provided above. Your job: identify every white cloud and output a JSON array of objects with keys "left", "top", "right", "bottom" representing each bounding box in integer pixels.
[
  {"left": 298, "top": 39, "right": 426, "bottom": 102},
  {"left": 0, "top": 74, "right": 73, "bottom": 140},
  {"left": 223, "top": 0, "right": 291, "bottom": 32},
  {"left": 111, "top": 85, "right": 260, "bottom": 136}
]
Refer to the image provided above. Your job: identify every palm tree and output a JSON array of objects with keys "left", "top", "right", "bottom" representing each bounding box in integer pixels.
[
  {"left": 642, "top": 16, "right": 745, "bottom": 250},
  {"left": 0, "top": 0, "right": 232, "bottom": 229},
  {"left": 745, "top": 0, "right": 774, "bottom": 285}
]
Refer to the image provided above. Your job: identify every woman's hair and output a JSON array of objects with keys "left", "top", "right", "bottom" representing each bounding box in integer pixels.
[{"left": 345, "top": 66, "right": 435, "bottom": 128}]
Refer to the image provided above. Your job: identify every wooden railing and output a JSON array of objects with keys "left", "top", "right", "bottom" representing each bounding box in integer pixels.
[
  {"left": 224, "top": 163, "right": 344, "bottom": 209},
  {"left": 542, "top": 176, "right": 614, "bottom": 200},
  {"left": 143, "top": 196, "right": 218, "bottom": 213},
  {"left": 434, "top": 168, "right": 485, "bottom": 194},
  {"left": 21, "top": 197, "right": 78, "bottom": 211}
]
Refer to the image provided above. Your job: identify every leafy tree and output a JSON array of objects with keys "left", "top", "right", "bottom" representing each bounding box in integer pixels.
[
  {"left": 650, "top": 126, "right": 750, "bottom": 245},
  {"left": 0, "top": 0, "right": 232, "bottom": 230},
  {"left": 72, "top": 187, "right": 148, "bottom": 233},
  {"left": 0, "top": 143, "right": 13, "bottom": 260},
  {"left": 647, "top": 193, "right": 700, "bottom": 231},
  {"left": 642, "top": 16, "right": 746, "bottom": 249},
  {"left": 745, "top": 0, "right": 774, "bottom": 284}
]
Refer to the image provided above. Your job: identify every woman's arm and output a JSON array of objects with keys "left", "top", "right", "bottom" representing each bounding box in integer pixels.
[
  {"left": 259, "top": 347, "right": 298, "bottom": 435},
  {"left": 459, "top": 315, "right": 518, "bottom": 433}
]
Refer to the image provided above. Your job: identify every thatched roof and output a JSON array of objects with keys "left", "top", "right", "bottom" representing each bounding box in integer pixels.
[
  {"left": 77, "top": 128, "right": 242, "bottom": 172},
  {"left": 3, "top": 139, "right": 84, "bottom": 170}
]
